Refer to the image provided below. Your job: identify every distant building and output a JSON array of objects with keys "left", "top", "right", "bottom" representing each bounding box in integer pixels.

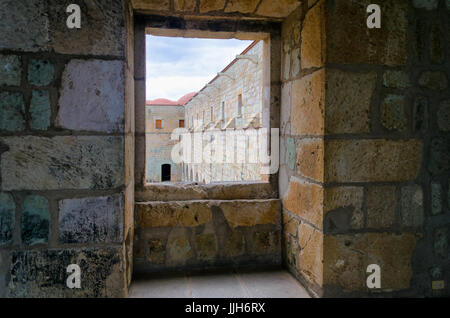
[{"left": 145, "top": 92, "right": 195, "bottom": 182}]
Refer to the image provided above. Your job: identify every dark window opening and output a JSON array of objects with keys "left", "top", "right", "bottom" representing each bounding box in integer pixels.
[{"left": 161, "top": 164, "right": 171, "bottom": 182}]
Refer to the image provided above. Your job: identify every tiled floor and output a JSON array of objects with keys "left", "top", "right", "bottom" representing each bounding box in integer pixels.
[{"left": 128, "top": 268, "right": 311, "bottom": 298}]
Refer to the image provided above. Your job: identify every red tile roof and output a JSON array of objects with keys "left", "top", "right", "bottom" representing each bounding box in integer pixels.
[{"left": 146, "top": 92, "right": 197, "bottom": 106}]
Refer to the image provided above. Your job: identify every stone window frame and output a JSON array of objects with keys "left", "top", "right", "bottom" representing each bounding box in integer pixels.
[{"left": 134, "top": 15, "right": 281, "bottom": 201}]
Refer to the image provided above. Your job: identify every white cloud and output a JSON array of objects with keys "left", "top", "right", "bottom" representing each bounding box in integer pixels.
[{"left": 146, "top": 35, "right": 253, "bottom": 101}]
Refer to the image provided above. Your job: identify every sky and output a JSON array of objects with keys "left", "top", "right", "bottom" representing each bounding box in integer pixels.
[{"left": 146, "top": 35, "right": 253, "bottom": 101}]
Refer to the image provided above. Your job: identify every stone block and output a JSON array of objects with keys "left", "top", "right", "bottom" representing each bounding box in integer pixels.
[
  {"left": 49, "top": 0, "right": 124, "bottom": 56},
  {"left": 0, "top": 193, "right": 15, "bottom": 245},
  {"left": 414, "top": 96, "right": 428, "bottom": 132},
  {"left": 0, "top": 92, "right": 25, "bottom": 132},
  {"left": 252, "top": 231, "right": 279, "bottom": 255},
  {"left": 383, "top": 70, "right": 411, "bottom": 88},
  {"left": 167, "top": 235, "right": 193, "bottom": 265},
  {"left": 195, "top": 233, "right": 218, "bottom": 260},
  {"left": 400, "top": 185, "right": 424, "bottom": 227},
  {"left": 431, "top": 183, "right": 443, "bottom": 215},
  {"left": 174, "top": 0, "right": 197, "bottom": 12},
  {"left": 56, "top": 59, "right": 124, "bottom": 133},
  {"left": 283, "top": 212, "right": 299, "bottom": 237},
  {"left": 199, "top": 0, "right": 226, "bottom": 12},
  {"left": 366, "top": 186, "right": 396, "bottom": 229},
  {"left": 326, "top": 70, "right": 376, "bottom": 134},
  {"left": 418, "top": 71, "right": 448, "bottom": 90},
  {"left": 30, "top": 90, "right": 51, "bottom": 130},
  {"left": 28, "top": 59, "right": 54, "bottom": 86},
  {"left": 225, "top": 231, "right": 245, "bottom": 257},
  {"left": 301, "top": 0, "right": 325, "bottom": 69},
  {"left": 325, "top": 139, "right": 423, "bottom": 182},
  {"left": 256, "top": 0, "right": 301, "bottom": 18},
  {"left": 224, "top": 0, "right": 259, "bottom": 13},
  {"left": 412, "top": 0, "right": 439, "bottom": 10},
  {"left": 437, "top": 100, "right": 450, "bottom": 131},
  {"left": 220, "top": 200, "right": 280, "bottom": 228},
  {"left": 297, "top": 222, "right": 323, "bottom": 286},
  {"left": 147, "top": 239, "right": 165, "bottom": 264},
  {"left": 285, "top": 137, "right": 296, "bottom": 170},
  {"left": 327, "top": 0, "right": 408, "bottom": 66},
  {"left": 324, "top": 234, "right": 366, "bottom": 291},
  {"left": 8, "top": 247, "right": 124, "bottom": 297},
  {"left": 429, "top": 137, "right": 450, "bottom": 175},
  {"left": 0, "top": 136, "right": 124, "bottom": 190},
  {"left": 381, "top": 94, "right": 407, "bottom": 131},
  {"left": 21, "top": 195, "right": 49, "bottom": 246},
  {"left": 324, "top": 187, "right": 364, "bottom": 233},
  {"left": 0, "top": 55, "right": 21, "bottom": 86},
  {"left": 430, "top": 21, "right": 444, "bottom": 64},
  {"left": 136, "top": 201, "right": 212, "bottom": 228},
  {"left": 59, "top": 194, "right": 123, "bottom": 244},
  {"left": 296, "top": 138, "right": 324, "bottom": 182},
  {"left": 0, "top": 0, "right": 49, "bottom": 52},
  {"left": 366, "top": 233, "right": 417, "bottom": 290},
  {"left": 434, "top": 227, "right": 448, "bottom": 259},
  {"left": 291, "top": 70, "right": 325, "bottom": 136},
  {"left": 283, "top": 177, "right": 323, "bottom": 228}
]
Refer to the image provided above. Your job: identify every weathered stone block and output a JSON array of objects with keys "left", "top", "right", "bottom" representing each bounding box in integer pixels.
[
  {"left": 256, "top": 0, "right": 301, "bottom": 18},
  {"left": 174, "top": 0, "right": 197, "bottom": 12},
  {"left": 0, "top": 55, "right": 21, "bottom": 86},
  {"left": 30, "top": 90, "right": 51, "bottom": 130},
  {"left": 199, "top": 0, "right": 226, "bottom": 12},
  {"left": 56, "top": 59, "right": 124, "bottom": 133},
  {"left": 147, "top": 239, "right": 165, "bottom": 264},
  {"left": 430, "top": 21, "right": 444, "bottom": 64},
  {"left": 59, "top": 194, "right": 123, "bottom": 244},
  {"left": 437, "top": 100, "right": 450, "bottom": 131},
  {"left": 366, "top": 186, "right": 396, "bottom": 229},
  {"left": 381, "top": 94, "right": 407, "bottom": 131},
  {"left": 28, "top": 59, "right": 54, "bottom": 86},
  {"left": 327, "top": 0, "right": 408, "bottom": 66},
  {"left": 324, "top": 187, "right": 363, "bottom": 233},
  {"left": 8, "top": 248, "right": 124, "bottom": 297},
  {"left": 0, "top": 92, "right": 25, "bottom": 132},
  {"left": 195, "top": 233, "right": 218, "bottom": 260},
  {"left": 400, "top": 185, "right": 424, "bottom": 227},
  {"left": 0, "top": 0, "right": 49, "bottom": 52},
  {"left": 418, "top": 71, "right": 448, "bottom": 90},
  {"left": 224, "top": 0, "right": 259, "bottom": 13},
  {"left": 220, "top": 200, "right": 280, "bottom": 228},
  {"left": 136, "top": 201, "right": 212, "bottom": 228},
  {"left": 21, "top": 195, "right": 49, "bottom": 246},
  {"left": 0, "top": 193, "right": 15, "bottom": 245},
  {"left": 0, "top": 136, "right": 124, "bottom": 190},
  {"left": 225, "top": 231, "right": 245, "bottom": 257},
  {"left": 325, "top": 139, "right": 423, "bottom": 182},
  {"left": 431, "top": 183, "right": 443, "bottom": 215},
  {"left": 296, "top": 138, "right": 324, "bottom": 182},
  {"left": 283, "top": 211, "right": 299, "bottom": 237},
  {"left": 366, "top": 233, "right": 417, "bottom": 290},
  {"left": 283, "top": 177, "right": 323, "bottom": 228},
  {"left": 383, "top": 70, "right": 411, "bottom": 88},
  {"left": 291, "top": 70, "right": 325, "bottom": 135},
  {"left": 252, "top": 231, "right": 279, "bottom": 254},
  {"left": 285, "top": 137, "right": 296, "bottom": 170},
  {"left": 412, "top": 0, "right": 439, "bottom": 10},
  {"left": 434, "top": 227, "right": 448, "bottom": 259},
  {"left": 429, "top": 137, "right": 450, "bottom": 175},
  {"left": 324, "top": 234, "right": 366, "bottom": 291},
  {"left": 49, "top": 0, "right": 124, "bottom": 56},
  {"left": 326, "top": 70, "right": 376, "bottom": 134},
  {"left": 297, "top": 222, "right": 323, "bottom": 286},
  {"left": 301, "top": 0, "right": 325, "bottom": 69},
  {"left": 167, "top": 235, "right": 193, "bottom": 265}
]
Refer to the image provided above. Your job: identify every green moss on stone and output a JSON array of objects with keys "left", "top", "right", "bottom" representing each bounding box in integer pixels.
[{"left": 21, "top": 195, "right": 50, "bottom": 246}]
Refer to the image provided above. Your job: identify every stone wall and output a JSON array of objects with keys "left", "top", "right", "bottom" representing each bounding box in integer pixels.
[
  {"left": 0, "top": 0, "right": 134, "bottom": 297},
  {"left": 280, "top": 0, "right": 449, "bottom": 297}
]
